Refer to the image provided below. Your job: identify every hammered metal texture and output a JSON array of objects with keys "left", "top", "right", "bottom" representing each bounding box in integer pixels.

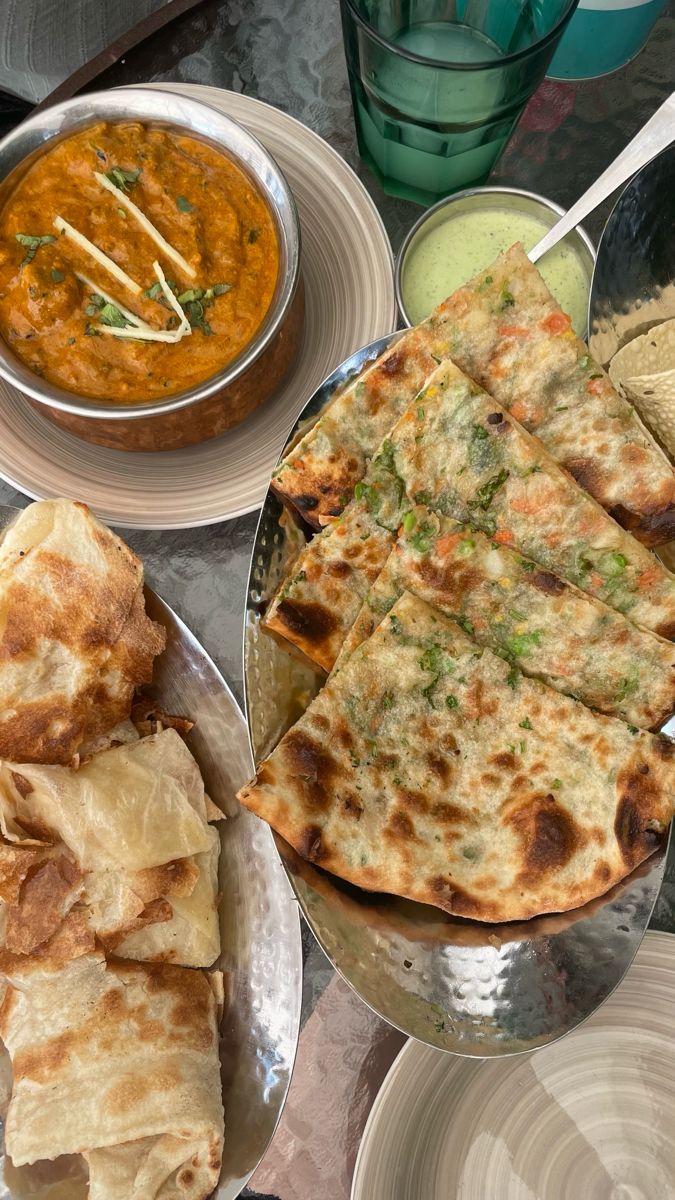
[
  {"left": 589, "top": 141, "right": 675, "bottom": 366},
  {"left": 0, "top": 507, "right": 302, "bottom": 1200},
  {"left": 244, "top": 343, "right": 671, "bottom": 1058},
  {"left": 352, "top": 931, "right": 675, "bottom": 1200}
]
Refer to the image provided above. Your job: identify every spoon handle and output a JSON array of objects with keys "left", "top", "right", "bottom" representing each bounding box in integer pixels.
[{"left": 529, "top": 91, "right": 675, "bottom": 264}]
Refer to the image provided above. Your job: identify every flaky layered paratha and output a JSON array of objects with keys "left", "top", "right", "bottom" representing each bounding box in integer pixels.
[
  {"left": 0, "top": 952, "right": 223, "bottom": 1199},
  {"left": 241, "top": 593, "right": 675, "bottom": 922},
  {"left": 271, "top": 246, "right": 675, "bottom": 544},
  {"left": 266, "top": 360, "right": 675, "bottom": 670},
  {"left": 335, "top": 507, "right": 675, "bottom": 730},
  {"left": 0, "top": 499, "right": 165, "bottom": 764},
  {"left": 0, "top": 729, "right": 221, "bottom": 968}
]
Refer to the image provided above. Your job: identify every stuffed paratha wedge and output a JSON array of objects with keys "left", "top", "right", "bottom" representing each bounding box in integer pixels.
[
  {"left": 0, "top": 729, "right": 222, "bottom": 969},
  {"left": 271, "top": 245, "right": 675, "bottom": 544},
  {"left": 0, "top": 952, "right": 223, "bottom": 1199},
  {"left": 335, "top": 507, "right": 675, "bottom": 730},
  {"left": 440, "top": 244, "right": 675, "bottom": 546},
  {"left": 0, "top": 499, "right": 165, "bottom": 764},
  {"left": 241, "top": 593, "right": 675, "bottom": 922},
  {"left": 265, "top": 360, "right": 675, "bottom": 670}
]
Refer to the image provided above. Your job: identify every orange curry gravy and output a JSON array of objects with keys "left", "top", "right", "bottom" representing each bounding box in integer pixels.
[{"left": 0, "top": 122, "right": 279, "bottom": 402}]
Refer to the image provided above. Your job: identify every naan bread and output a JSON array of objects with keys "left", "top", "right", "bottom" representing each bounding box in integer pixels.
[
  {"left": 242, "top": 593, "right": 675, "bottom": 922},
  {"left": 266, "top": 360, "right": 675, "bottom": 669},
  {"left": 0, "top": 953, "right": 223, "bottom": 1199},
  {"left": 0, "top": 730, "right": 221, "bottom": 968},
  {"left": 335, "top": 507, "right": 675, "bottom": 730},
  {"left": 0, "top": 499, "right": 165, "bottom": 764}
]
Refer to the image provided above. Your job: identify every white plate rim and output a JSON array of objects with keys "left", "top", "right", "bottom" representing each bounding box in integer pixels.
[
  {"left": 0, "top": 83, "right": 396, "bottom": 530},
  {"left": 351, "top": 928, "right": 675, "bottom": 1200}
]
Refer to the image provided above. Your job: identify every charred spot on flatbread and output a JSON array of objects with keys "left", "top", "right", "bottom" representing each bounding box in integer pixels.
[
  {"left": 508, "top": 794, "right": 581, "bottom": 880},
  {"left": 614, "top": 761, "right": 666, "bottom": 868}
]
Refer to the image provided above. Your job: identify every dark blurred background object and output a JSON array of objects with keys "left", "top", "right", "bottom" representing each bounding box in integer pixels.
[{"left": 0, "top": 0, "right": 205, "bottom": 119}]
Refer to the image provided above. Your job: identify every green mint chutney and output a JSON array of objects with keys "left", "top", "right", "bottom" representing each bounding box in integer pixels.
[{"left": 401, "top": 207, "right": 590, "bottom": 336}]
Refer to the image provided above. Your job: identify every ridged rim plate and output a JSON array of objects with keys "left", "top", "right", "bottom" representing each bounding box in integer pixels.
[
  {"left": 245, "top": 335, "right": 671, "bottom": 1059},
  {"left": 352, "top": 930, "right": 675, "bottom": 1200},
  {"left": 0, "top": 506, "right": 302, "bottom": 1199},
  {"left": 0, "top": 83, "right": 395, "bottom": 530}
]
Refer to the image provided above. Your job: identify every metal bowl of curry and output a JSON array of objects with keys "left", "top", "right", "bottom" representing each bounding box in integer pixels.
[{"left": 0, "top": 88, "right": 304, "bottom": 451}]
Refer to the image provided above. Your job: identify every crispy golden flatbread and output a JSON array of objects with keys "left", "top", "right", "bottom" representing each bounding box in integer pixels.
[
  {"left": 242, "top": 593, "right": 675, "bottom": 922},
  {"left": 0, "top": 730, "right": 221, "bottom": 969},
  {"left": 334, "top": 507, "right": 675, "bottom": 730},
  {"left": 271, "top": 246, "right": 675, "bottom": 544},
  {"left": 0, "top": 499, "right": 165, "bottom": 764},
  {"left": 266, "top": 360, "right": 675, "bottom": 670},
  {"left": 0, "top": 953, "right": 223, "bottom": 1199}
]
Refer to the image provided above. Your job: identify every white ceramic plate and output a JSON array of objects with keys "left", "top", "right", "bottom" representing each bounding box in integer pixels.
[
  {"left": 352, "top": 929, "right": 675, "bottom": 1200},
  {"left": 0, "top": 83, "right": 395, "bottom": 530}
]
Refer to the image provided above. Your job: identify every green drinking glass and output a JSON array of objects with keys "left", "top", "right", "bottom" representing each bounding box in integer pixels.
[{"left": 340, "top": 0, "right": 579, "bottom": 206}]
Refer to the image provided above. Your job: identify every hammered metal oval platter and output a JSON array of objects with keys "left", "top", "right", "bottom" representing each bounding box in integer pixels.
[
  {"left": 244, "top": 337, "right": 671, "bottom": 1058},
  {"left": 0, "top": 505, "right": 302, "bottom": 1200}
]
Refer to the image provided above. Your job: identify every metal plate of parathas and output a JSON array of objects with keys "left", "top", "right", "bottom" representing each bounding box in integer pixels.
[
  {"left": 244, "top": 335, "right": 672, "bottom": 1058},
  {"left": 0, "top": 505, "right": 302, "bottom": 1200}
]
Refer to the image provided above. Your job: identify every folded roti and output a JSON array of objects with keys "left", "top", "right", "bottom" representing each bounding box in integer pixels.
[
  {"left": 335, "top": 507, "right": 675, "bottom": 730},
  {"left": 0, "top": 730, "right": 221, "bottom": 968},
  {"left": 266, "top": 360, "right": 675, "bottom": 669},
  {"left": 271, "top": 245, "right": 675, "bottom": 544},
  {"left": 0, "top": 499, "right": 166, "bottom": 764},
  {"left": 0, "top": 953, "right": 223, "bottom": 1199},
  {"left": 242, "top": 593, "right": 675, "bottom": 921}
]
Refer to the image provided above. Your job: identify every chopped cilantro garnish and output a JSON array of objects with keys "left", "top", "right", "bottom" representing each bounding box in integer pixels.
[
  {"left": 50, "top": 268, "right": 65, "bottom": 283},
  {"left": 248, "top": 228, "right": 261, "bottom": 243},
  {"left": 402, "top": 511, "right": 416, "bottom": 534},
  {"left": 15, "top": 232, "right": 56, "bottom": 266},
  {"left": 176, "top": 194, "right": 194, "bottom": 213},
  {"left": 445, "top": 694, "right": 459, "bottom": 710},
  {"left": 499, "top": 285, "right": 515, "bottom": 309},
  {"left": 519, "top": 717, "right": 533, "bottom": 729},
  {"left": 506, "top": 664, "right": 519, "bottom": 689},
  {"left": 470, "top": 469, "right": 510, "bottom": 511},
  {"left": 381, "top": 691, "right": 395, "bottom": 709},
  {"left": 420, "top": 645, "right": 443, "bottom": 673},
  {"left": 410, "top": 521, "right": 434, "bottom": 553},
  {"left": 551, "top": 778, "right": 562, "bottom": 788},
  {"left": 105, "top": 165, "right": 141, "bottom": 193},
  {"left": 520, "top": 560, "right": 535, "bottom": 572},
  {"left": 455, "top": 614, "right": 474, "bottom": 636},
  {"left": 472, "top": 423, "right": 488, "bottom": 441}
]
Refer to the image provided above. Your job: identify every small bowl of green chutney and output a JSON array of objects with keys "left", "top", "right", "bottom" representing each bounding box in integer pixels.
[{"left": 395, "top": 186, "right": 595, "bottom": 338}]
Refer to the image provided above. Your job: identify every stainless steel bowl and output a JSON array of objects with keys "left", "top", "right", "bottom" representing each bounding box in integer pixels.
[
  {"left": 0, "top": 88, "right": 303, "bottom": 451},
  {"left": 589, "top": 141, "right": 675, "bottom": 367},
  {"left": 244, "top": 334, "right": 671, "bottom": 1059},
  {"left": 395, "top": 185, "right": 595, "bottom": 336}
]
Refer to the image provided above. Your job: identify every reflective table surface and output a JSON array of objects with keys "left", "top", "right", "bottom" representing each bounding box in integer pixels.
[{"left": 0, "top": 3, "right": 674, "bottom": 1196}]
